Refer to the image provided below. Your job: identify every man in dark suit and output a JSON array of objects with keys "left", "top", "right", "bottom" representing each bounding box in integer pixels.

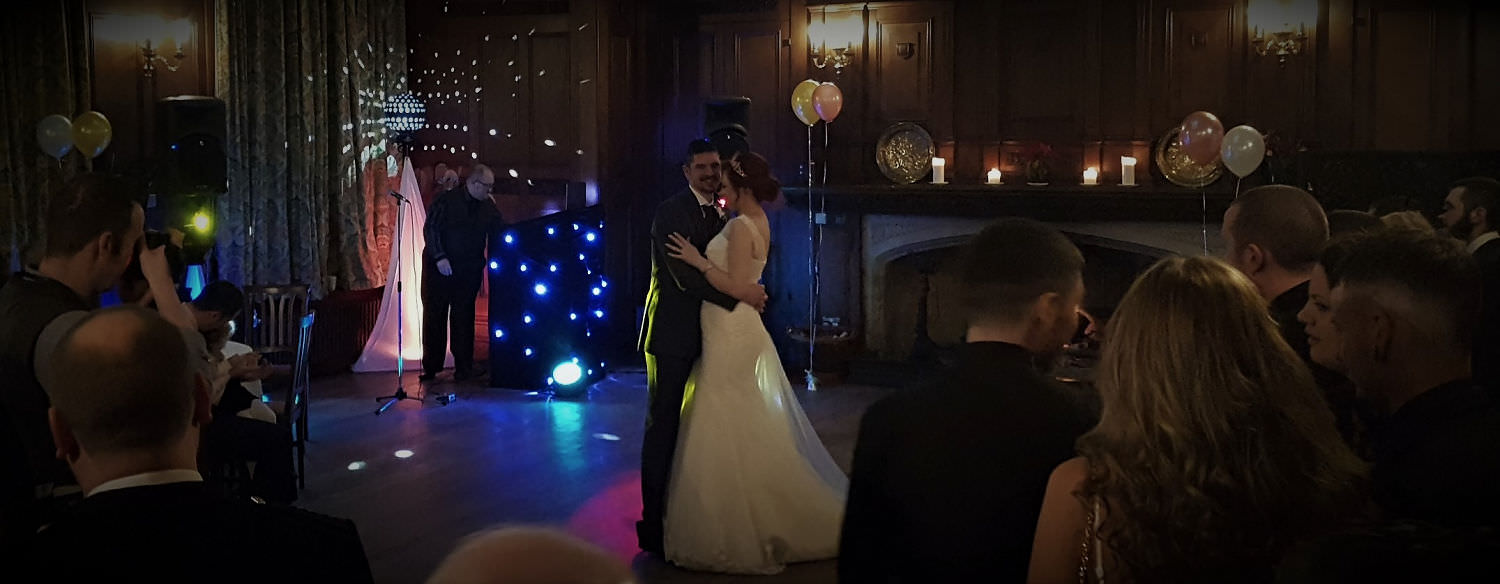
[
  {"left": 1332, "top": 229, "right": 1500, "bottom": 527},
  {"left": 839, "top": 218, "right": 1096, "bottom": 583},
  {"left": 32, "top": 306, "right": 372, "bottom": 581},
  {"left": 635, "top": 140, "right": 767, "bottom": 554},
  {"left": 421, "top": 164, "right": 504, "bottom": 382},
  {"left": 1438, "top": 176, "right": 1500, "bottom": 394}
]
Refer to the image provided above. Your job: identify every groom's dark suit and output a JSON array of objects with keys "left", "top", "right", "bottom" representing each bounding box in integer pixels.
[
  {"left": 637, "top": 188, "right": 738, "bottom": 551},
  {"left": 839, "top": 342, "right": 1096, "bottom": 583}
]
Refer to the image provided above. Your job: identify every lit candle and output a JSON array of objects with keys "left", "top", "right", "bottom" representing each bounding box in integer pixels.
[
  {"left": 1121, "top": 156, "right": 1138, "bottom": 186},
  {"left": 931, "top": 158, "right": 946, "bottom": 184},
  {"left": 987, "top": 168, "right": 1002, "bottom": 185},
  {"left": 1083, "top": 167, "right": 1099, "bottom": 185}
]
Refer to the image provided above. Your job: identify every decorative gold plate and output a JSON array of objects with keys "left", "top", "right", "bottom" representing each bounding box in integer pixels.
[
  {"left": 1154, "top": 126, "right": 1224, "bottom": 188},
  {"left": 875, "top": 122, "right": 936, "bottom": 185}
]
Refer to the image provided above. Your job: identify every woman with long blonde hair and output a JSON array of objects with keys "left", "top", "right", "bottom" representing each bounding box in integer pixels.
[{"left": 1028, "top": 256, "right": 1368, "bottom": 584}]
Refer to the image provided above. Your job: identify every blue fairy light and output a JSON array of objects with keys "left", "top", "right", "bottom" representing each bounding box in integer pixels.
[
  {"left": 549, "top": 264, "right": 558, "bottom": 273},
  {"left": 534, "top": 283, "right": 548, "bottom": 296},
  {"left": 524, "top": 347, "right": 533, "bottom": 356},
  {"left": 569, "top": 312, "right": 578, "bottom": 320},
  {"left": 504, "top": 233, "right": 515, "bottom": 244},
  {"left": 519, "top": 263, "right": 529, "bottom": 272},
  {"left": 493, "top": 328, "right": 505, "bottom": 339},
  {"left": 593, "top": 309, "right": 604, "bottom": 318},
  {"left": 585, "top": 231, "right": 597, "bottom": 242},
  {"left": 523, "top": 314, "right": 533, "bottom": 324},
  {"left": 547, "top": 226, "right": 557, "bottom": 236},
  {"left": 591, "top": 287, "right": 601, "bottom": 296},
  {"left": 489, "top": 260, "right": 500, "bottom": 271}
]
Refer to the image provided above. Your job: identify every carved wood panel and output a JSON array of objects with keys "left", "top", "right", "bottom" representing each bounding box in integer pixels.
[{"left": 1161, "top": 2, "right": 1241, "bottom": 131}]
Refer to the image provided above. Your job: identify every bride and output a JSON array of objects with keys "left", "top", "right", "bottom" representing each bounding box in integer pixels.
[{"left": 662, "top": 151, "right": 848, "bottom": 574}]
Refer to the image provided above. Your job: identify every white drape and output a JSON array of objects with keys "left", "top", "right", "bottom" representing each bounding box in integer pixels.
[{"left": 352, "top": 158, "right": 452, "bottom": 372}]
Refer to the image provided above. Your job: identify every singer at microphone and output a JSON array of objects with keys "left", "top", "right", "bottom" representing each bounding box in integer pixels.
[{"left": 418, "top": 164, "right": 504, "bottom": 383}]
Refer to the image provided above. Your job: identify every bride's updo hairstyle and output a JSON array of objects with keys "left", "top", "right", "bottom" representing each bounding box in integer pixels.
[{"left": 725, "top": 151, "right": 782, "bottom": 203}]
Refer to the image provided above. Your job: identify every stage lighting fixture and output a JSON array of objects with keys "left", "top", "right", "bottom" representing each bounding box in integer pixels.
[{"left": 552, "top": 361, "right": 584, "bottom": 386}]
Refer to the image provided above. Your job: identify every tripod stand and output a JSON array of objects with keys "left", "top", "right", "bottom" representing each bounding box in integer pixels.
[{"left": 376, "top": 187, "right": 424, "bottom": 415}]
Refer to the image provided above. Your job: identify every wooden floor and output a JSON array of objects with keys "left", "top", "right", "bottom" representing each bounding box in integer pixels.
[{"left": 294, "top": 366, "right": 891, "bottom": 583}]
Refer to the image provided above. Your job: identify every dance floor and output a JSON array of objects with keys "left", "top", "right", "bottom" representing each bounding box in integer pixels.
[{"left": 294, "top": 366, "right": 892, "bottom": 583}]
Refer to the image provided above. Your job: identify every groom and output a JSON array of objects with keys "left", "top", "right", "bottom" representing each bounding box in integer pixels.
[{"left": 637, "top": 139, "right": 767, "bottom": 554}]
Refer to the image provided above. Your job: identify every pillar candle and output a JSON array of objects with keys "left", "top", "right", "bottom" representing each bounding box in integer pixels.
[
  {"left": 1121, "top": 156, "right": 1138, "bottom": 186},
  {"left": 987, "top": 168, "right": 1002, "bottom": 184},
  {"left": 931, "top": 158, "right": 946, "bottom": 184},
  {"left": 1083, "top": 167, "right": 1099, "bottom": 185}
]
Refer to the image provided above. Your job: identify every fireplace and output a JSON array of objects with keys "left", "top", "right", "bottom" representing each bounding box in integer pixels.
[{"left": 770, "top": 185, "right": 1232, "bottom": 377}]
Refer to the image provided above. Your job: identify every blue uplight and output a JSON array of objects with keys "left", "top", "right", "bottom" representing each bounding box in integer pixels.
[
  {"left": 552, "top": 362, "right": 584, "bottom": 386},
  {"left": 534, "top": 283, "right": 548, "bottom": 296}
]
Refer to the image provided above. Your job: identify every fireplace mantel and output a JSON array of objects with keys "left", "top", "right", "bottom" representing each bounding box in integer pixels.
[{"left": 785, "top": 184, "right": 1234, "bottom": 222}]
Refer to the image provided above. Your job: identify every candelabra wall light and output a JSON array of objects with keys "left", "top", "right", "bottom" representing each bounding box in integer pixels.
[
  {"left": 94, "top": 14, "right": 193, "bottom": 78},
  {"left": 1247, "top": 0, "right": 1315, "bottom": 66},
  {"left": 808, "top": 8, "right": 863, "bottom": 75}
]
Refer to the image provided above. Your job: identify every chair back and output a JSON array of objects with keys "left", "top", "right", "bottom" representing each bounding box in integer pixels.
[
  {"left": 241, "top": 285, "right": 310, "bottom": 358},
  {"left": 282, "top": 310, "right": 315, "bottom": 489}
]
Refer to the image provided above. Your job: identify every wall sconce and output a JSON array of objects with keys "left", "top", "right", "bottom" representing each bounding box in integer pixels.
[
  {"left": 808, "top": 10, "right": 861, "bottom": 75},
  {"left": 1247, "top": 0, "right": 1314, "bottom": 66},
  {"left": 94, "top": 14, "right": 193, "bottom": 78},
  {"left": 1250, "top": 24, "right": 1306, "bottom": 65}
]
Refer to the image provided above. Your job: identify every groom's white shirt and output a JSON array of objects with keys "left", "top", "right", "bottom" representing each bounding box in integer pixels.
[{"left": 689, "top": 186, "right": 725, "bottom": 219}]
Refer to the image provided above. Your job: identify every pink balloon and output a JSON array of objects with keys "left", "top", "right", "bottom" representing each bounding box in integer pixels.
[
  {"left": 812, "top": 83, "right": 844, "bottom": 123},
  {"left": 1179, "top": 111, "right": 1224, "bottom": 165}
]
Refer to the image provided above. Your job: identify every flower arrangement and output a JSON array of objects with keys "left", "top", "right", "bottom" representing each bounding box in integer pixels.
[{"left": 1020, "top": 141, "right": 1054, "bottom": 184}]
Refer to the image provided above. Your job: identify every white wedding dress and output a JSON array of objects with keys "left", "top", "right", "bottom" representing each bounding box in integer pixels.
[{"left": 664, "top": 216, "right": 849, "bottom": 574}]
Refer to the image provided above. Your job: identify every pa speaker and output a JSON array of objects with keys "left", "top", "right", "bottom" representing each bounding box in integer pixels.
[
  {"left": 704, "top": 97, "right": 750, "bottom": 158},
  {"left": 157, "top": 95, "right": 226, "bottom": 196}
]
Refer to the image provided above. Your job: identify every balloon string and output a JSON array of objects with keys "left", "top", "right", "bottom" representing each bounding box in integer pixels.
[
  {"left": 1201, "top": 190, "right": 1209, "bottom": 255},
  {"left": 1234, "top": 176, "right": 1242, "bottom": 200},
  {"left": 806, "top": 124, "right": 816, "bottom": 389}
]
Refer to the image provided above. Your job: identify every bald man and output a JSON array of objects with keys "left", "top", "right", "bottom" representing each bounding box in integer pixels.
[
  {"left": 422, "top": 163, "right": 505, "bottom": 382},
  {"left": 426, "top": 526, "right": 633, "bottom": 584},
  {"left": 32, "top": 307, "right": 372, "bottom": 581}
]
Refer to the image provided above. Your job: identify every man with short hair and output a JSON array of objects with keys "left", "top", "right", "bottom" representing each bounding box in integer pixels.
[
  {"left": 1222, "top": 185, "right": 1330, "bottom": 356},
  {"left": 635, "top": 139, "right": 768, "bottom": 554},
  {"left": 1438, "top": 176, "right": 1500, "bottom": 392},
  {"left": 0, "top": 175, "right": 144, "bottom": 544},
  {"left": 421, "top": 163, "right": 505, "bottom": 382},
  {"left": 838, "top": 218, "right": 1096, "bottom": 583},
  {"left": 1332, "top": 229, "right": 1500, "bottom": 527}
]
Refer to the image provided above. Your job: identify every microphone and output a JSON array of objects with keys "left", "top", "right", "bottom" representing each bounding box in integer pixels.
[{"left": 388, "top": 189, "right": 408, "bottom": 202}]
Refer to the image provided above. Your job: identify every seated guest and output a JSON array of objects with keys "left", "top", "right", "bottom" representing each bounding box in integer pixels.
[
  {"left": 1029, "top": 256, "right": 1368, "bottom": 584},
  {"left": 189, "top": 282, "right": 297, "bottom": 504},
  {"left": 1437, "top": 176, "right": 1500, "bottom": 394},
  {"left": 840, "top": 219, "right": 1096, "bottom": 583},
  {"left": 426, "top": 526, "right": 633, "bottom": 584},
  {"left": 1298, "top": 236, "right": 1372, "bottom": 454},
  {"left": 1331, "top": 229, "right": 1500, "bottom": 527},
  {"left": 1328, "top": 209, "right": 1383, "bottom": 237},
  {"left": 0, "top": 175, "right": 143, "bottom": 545},
  {"left": 1380, "top": 211, "right": 1435, "bottom": 233},
  {"left": 33, "top": 306, "right": 372, "bottom": 581}
]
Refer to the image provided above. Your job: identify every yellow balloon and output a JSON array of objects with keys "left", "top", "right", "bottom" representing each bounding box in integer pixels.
[
  {"left": 72, "top": 111, "right": 113, "bottom": 159},
  {"left": 791, "top": 79, "right": 821, "bottom": 126}
]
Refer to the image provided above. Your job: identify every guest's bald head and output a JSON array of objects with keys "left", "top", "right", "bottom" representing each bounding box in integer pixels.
[
  {"left": 1224, "top": 185, "right": 1329, "bottom": 272},
  {"left": 48, "top": 306, "right": 197, "bottom": 455},
  {"left": 426, "top": 527, "right": 632, "bottom": 584}
]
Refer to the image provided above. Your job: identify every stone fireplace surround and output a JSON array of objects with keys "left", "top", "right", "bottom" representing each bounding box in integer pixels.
[{"left": 775, "top": 185, "right": 1234, "bottom": 364}]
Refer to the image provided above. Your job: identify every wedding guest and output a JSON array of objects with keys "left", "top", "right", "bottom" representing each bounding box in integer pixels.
[
  {"left": 1327, "top": 209, "right": 1382, "bottom": 236},
  {"left": 841, "top": 219, "right": 1095, "bottom": 583},
  {"left": 1331, "top": 229, "right": 1500, "bottom": 526},
  {"left": 1436, "top": 176, "right": 1500, "bottom": 393},
  {"left": 33, "top": 306, "right": 372, "bottom": 581},
  {"left": 1029, "top": 257, "right": 1368, "bottom": 584},
  {"left": 426, "top": 527, "right": 633, "bottom": 584},
  {"left": 1380, "top": 211, "right": 1434, "bottom": 233}
]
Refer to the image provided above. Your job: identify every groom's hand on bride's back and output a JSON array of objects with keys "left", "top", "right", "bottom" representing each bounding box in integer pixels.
[{"left": 736, "top": 284, "right": 768, "bottom": 313}]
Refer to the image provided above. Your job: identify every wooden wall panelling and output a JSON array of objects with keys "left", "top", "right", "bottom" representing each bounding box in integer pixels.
[
  {"left": 1245, "top": 5, "right": 1316, "bottom": 150},
  {"left": 1000, "top": 0, "right": 1088, "bottom": 176},
  {"left": 950, "top": 0, "right": 998, "bottom": 183},
  {"left": 701, "top": 13, "right": 788, "bottom": 166},
  {"left": 527, "top": 23, "right": 576, "bottom": 174},
  {"left": 1318, "top": 0, "right": 1356, "bottom": 149},
  {"left": 1155, "top": 0, "right": 1242, "bottom": 139},
  {"left": 1362, "top": 0, "right": 1443, "bottom": 150},
  {"left": 85, "top": 0, "right": 215, "bottom": 167},
  {"left": 1474, "top": 4, "right": 1500, "bottom": 150}
]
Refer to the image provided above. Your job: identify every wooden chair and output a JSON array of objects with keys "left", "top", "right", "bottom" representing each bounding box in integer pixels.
[
  {"left": 240, "top": 285, "right": 311, "bottom": 364},
  {"left": 279, "top": 310, "right": 315, "bottom": 489}
]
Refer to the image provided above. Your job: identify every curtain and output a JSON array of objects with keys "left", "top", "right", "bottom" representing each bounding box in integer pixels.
[
  {"left": 217, "top": 0, "right": 407, "bottom": 295},
  {"left": 0, "top": 2, "right": 92, "bottom": 271}
]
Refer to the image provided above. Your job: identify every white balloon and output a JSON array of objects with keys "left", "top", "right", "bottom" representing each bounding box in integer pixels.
[{"left": 1220, "top": 125, "right": 1266, "bottom": 178}]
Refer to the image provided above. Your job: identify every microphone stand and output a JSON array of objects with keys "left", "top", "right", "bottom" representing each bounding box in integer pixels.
[{"left": 376, "top": 187, "right": 424, "bottom": 414}]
